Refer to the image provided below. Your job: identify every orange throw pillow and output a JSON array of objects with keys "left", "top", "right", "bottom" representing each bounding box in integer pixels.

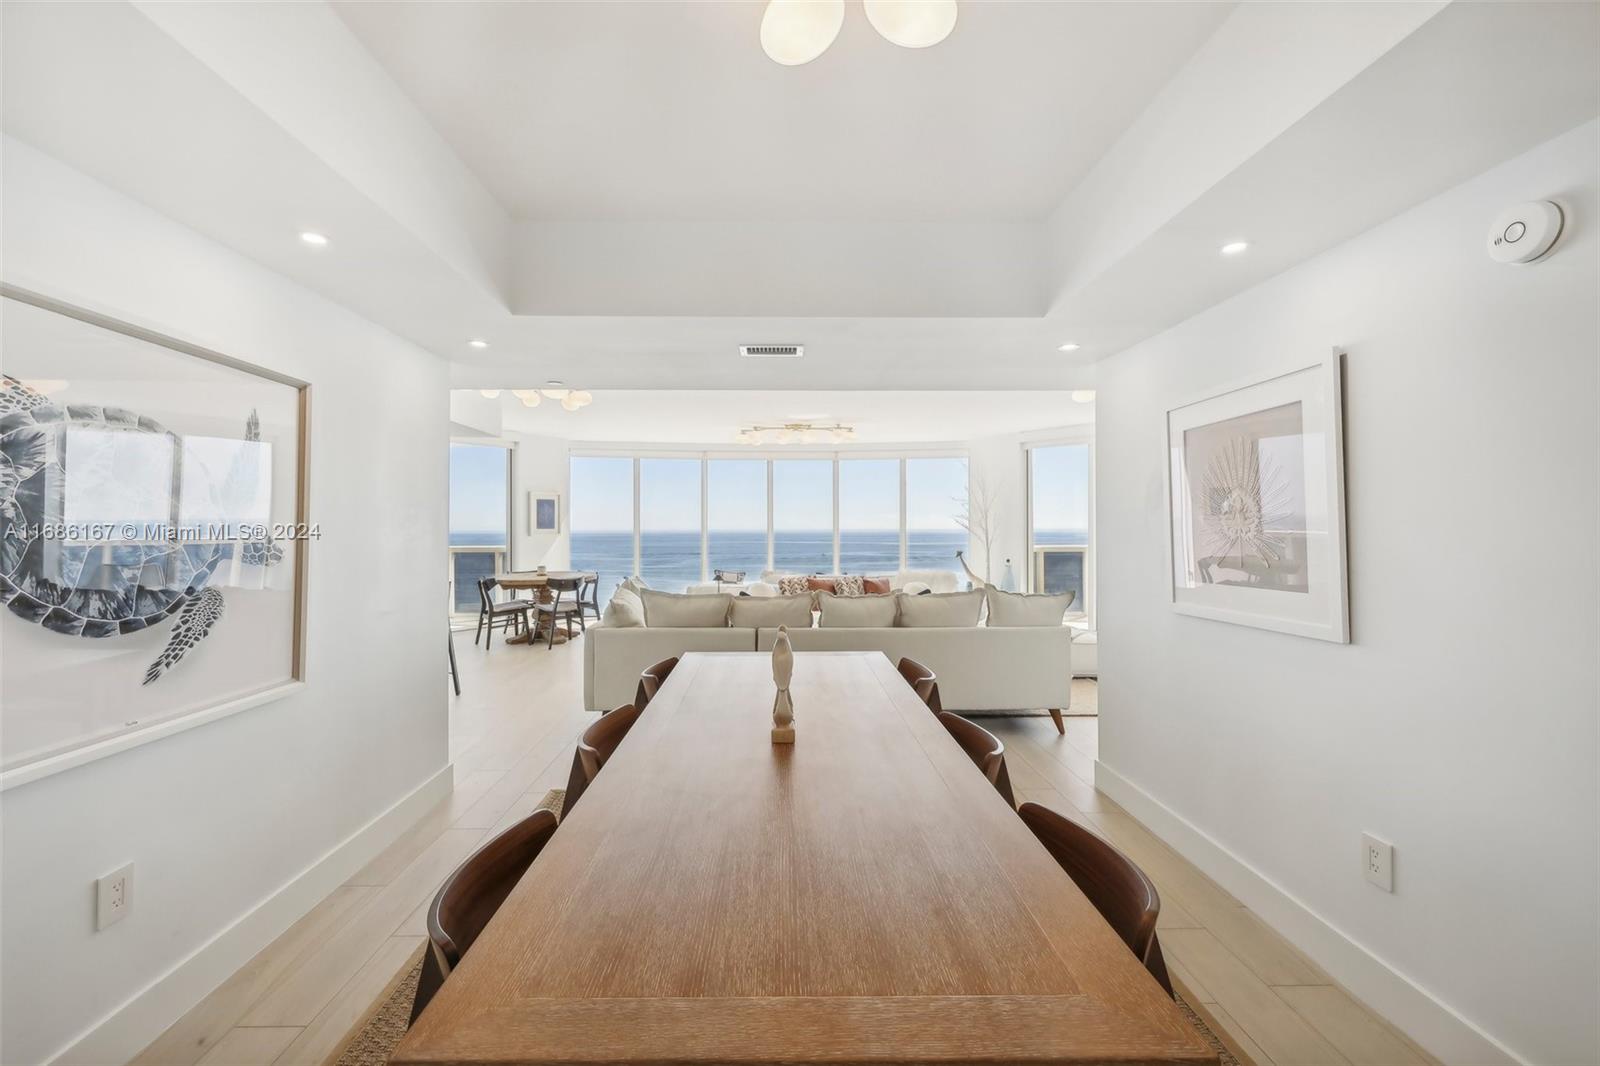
[
  {"left": 806, "top": 577, "right": 838, "bottom": 594},
  {"left": 862, "top": 577, "right": 892, "bottom": 595}
]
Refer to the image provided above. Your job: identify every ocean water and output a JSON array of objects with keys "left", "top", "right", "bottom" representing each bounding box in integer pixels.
[{"left": 451, "top": 528, "right": 1086, "bottom": 609}]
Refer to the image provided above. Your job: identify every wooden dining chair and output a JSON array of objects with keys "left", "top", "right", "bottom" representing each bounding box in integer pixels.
[
  {"left": 411, "top": 808, "right": 559, "bottom": 1022},
  {"left": 476, "top": 577, "right": 531, "bottom": 648},
  {"left": 1016, "top": 802, "right": 1174, "bottom": 997},
  {"left": 937, "top": 711, "right": 1016, "bottom": 808},
  {"left": 576, "top": 572, "right": 601, "bottom": 625},
  {"left": 634, "top": 656, "right": 679, "bottom": 711},
  {"left": 896, "top": 656, "right": 942, "bottom": 715},
  {"left": 578, "top": 702, "right": 643, "bottom": 783},
  {"left": 534, "top": 575, "right": 585, "bottom": 649}
]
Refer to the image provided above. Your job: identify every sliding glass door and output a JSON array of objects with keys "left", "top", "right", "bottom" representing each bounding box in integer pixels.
[
  {"left": 569, "top": 456, "right": 634, "bottom": 610},
  {"left": 772, "top": 460, "right": 834, "bottom": 573},
  {"left": 1028, "top": 442, "right": 1091, "bottom": 618},
  {"left": 639, "top": 458, "right": 702, "bottom": 592},
  {"left": 838, "top": 459, "right": 899, "bottom": 574},
  {"left": 708, "top": 459, "right": 768, "bottom": 580},
  {"left": 448, "top": 443, "right": 510, "bottom": 616}
]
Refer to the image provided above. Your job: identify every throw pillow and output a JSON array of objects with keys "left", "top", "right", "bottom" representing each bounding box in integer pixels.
[
  {"left": 777, "top": 575, "right": 810, "bottom": 597},
  {"left": 863, "top": 576, "right": 892, "bottom": 595},
  {"left": 896, "top": 589, "right": 984, "bottom": 627},
  {"left": 730, "top": 593, "right": 814, "bottom": 628},
  {"left": 601, "top": 586, "right": 646, "bottom": 628},
  {"left": 985, "top": 588, "right": 1077, "bottom": 627},
  {"left": 639, "top": 589, "right": 731, "bottom": 628},
  {"left": 818, "top": 591, "right": 898, "bottom": 628},
  {"left": 744, "top": 581, "right": 779, "bottom": 598},
  {"left": 902, "top": 581, "right": 932, "bottom": 595},
  {"left": 805, "top": 576, "right": 838, "bottom": 594},
  {"left": 833, "top": 574, "right": 865, "bottom": 597}
]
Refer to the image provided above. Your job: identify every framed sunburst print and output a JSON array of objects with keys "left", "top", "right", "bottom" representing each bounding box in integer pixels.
[{"left": 1165, "top": 352, "right": 1349, "bottom": 642}]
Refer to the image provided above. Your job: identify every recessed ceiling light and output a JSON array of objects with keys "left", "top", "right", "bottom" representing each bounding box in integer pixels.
[
  {"left": 1220, "top": 241, "right": 1249, "bottom": 256},
  {"left": 1058, "top": 343, "right": 1081, "bottom": 352},
  {"left": 468, "top": 339, "right": 489, "bottom": 349},
  {"left": 299, "top": 231, "right": 329, "bottom": 247},
  {"left": 1072, "top": 390, "right": 1096, "bottom": 404}
]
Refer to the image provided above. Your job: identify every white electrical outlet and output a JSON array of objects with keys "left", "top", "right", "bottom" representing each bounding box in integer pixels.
[
  {"left": 1362, "top": 834, "right": 1393, "bottom": 893},
  {"left": 96, "top": 862, "right": 133, "bottom": 930}
]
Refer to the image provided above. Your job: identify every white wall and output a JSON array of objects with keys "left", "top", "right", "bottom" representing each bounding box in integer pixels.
[
  {"left": 0, "top": 139, "right": 451, "bottom": 1065},
  {"left": 509, "top": 431, "right": 572, "bottom": 573},
  {"left": 1094, "top": 121, "right": 1597, "bottom": 1064}
]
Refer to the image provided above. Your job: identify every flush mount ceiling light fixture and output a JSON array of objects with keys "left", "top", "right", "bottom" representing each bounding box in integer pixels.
[
  {"left": 1058, "top": 343, "right": 1081, "bottom": 352},
  {"left": 1071, "top": 390, "right": 1096, "bottom": 404},
  {"left": 479, "top": 389, "right": 502, "bottom": 399},
  {"left": 761, "top": 0, "right": 956, "bottom": 66},
  {"left": 299, "top": 231, "right": 329, "bottom": 247},
  {"left": 1220, "top": 240, "right": 1250, "bottom": 256},
  {"left": 739, "top": 422, "right": 857, "bottom": 445},
  {"left": 468, "top": 339, "right": 489, "bottom": 349}
]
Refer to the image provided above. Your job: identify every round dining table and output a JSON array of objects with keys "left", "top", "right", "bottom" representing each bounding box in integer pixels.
[{"left": 494, "top": 570, "right": 594, "bottom": 646}]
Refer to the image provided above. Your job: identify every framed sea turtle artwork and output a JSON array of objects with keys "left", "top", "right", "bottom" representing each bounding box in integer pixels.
[
  {"left": 1, "top": 287, "right": 309, "bottom": 785},
  {"left": 1165, "top": 352, "right": 1349, "bottom": 643}
]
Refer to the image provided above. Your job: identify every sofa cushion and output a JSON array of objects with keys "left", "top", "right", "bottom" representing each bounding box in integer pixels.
[
  {"left": 818, "top": 591, "right": 897, "bottom": 628},
  {"left": 602, "top": 585, "right": 646, "bottom": 628},
  {"left": 640, "top": 589, "right": 731, "bottom": 628},
  {"left": 896, "top": 589, "right": 983, "bottom": 627},
  {"left": 986, "top": 588, "right": 1076, "bottom": 627},
  {"left": 731, "top": 593, "right": 813, "bottom": 628},
  {"left": 777, "top": 575, "right": 810, "bottom": 597}
]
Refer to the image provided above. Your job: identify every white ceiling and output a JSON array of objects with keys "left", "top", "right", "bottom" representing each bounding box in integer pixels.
[
  {"left": 331, "top": 1, "right": 1231, "bottom": 222},
  {"left": 3, "top": 2, "right": 1596, "bottom": 391},
  {"left": 484, "top": 389, "right": 1093, "bottom": 445}
]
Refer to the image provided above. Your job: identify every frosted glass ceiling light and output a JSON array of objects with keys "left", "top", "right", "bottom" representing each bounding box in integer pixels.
[
  {"left": 540, "top": 382, "right": 571, "bottom": 400},
  {"left": 864, "top": 0, "right": 957, "bottom": 48},
  {"left": 1071, "top": 390, "right": 1096, "bottom": 404},
  {"left": 479, "top": 389, "right": 502, "bottom": 399},
  {"left": 568, "top": 390, "right": 593, "bottom": 408},
  {"left": 512, "top": 389, "right": 541, "bottom": 407},
  {"left": 761, "top": 0, "right": 845, "bottom": 66}
]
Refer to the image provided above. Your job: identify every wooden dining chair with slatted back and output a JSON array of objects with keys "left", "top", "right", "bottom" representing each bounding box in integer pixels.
[
  {"left": 634, "top": 656, "right": 679, "bottom": 711},
  {"left": 411, "top": 808, "right": 559, "bottom": 1023},
  {"left": 936, "top": 711, "right": 1016, "bottom": 808},
  {"left": 896, "top": 656, "right": 942, "bottom": 715},
  {"left": 1016, "top": 802, "right": 1174, "bottom": 997}
]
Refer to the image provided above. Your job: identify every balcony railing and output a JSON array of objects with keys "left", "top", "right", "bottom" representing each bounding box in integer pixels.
[
  {"left": 1032, "top": 544, "right": 1087, "bottom": 615},
  {"left": 448, "top": 544, "right": 507, "bottom": 619}
]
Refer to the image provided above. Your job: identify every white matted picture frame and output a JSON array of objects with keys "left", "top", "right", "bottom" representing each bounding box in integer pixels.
[
  {"left": 1165, "top": 351, "right": 1349, "bottom": 643},
  {"left": 529, "top": 492, "right": 560, "bottom": 533},
  {"left": 0, "top": 285, "right": 310, "bottom": 788}
]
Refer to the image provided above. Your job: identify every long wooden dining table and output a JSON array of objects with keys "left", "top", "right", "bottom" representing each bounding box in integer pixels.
[{"left": 392, "top": 651, "right": 1216, "bottom": 1065}]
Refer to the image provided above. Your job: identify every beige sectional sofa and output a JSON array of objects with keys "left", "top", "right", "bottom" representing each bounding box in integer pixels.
[{"left": 582, "top": 622, "right": 1072, "bottom": 724}]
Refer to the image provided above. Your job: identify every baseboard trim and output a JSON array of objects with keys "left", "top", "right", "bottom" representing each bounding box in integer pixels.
[
  {"left": 47, "top": 763, "right": 455, "bottom": 1066},
  {"left": 1094, "top": 760, "right": 1525, "bottom": 1066}
]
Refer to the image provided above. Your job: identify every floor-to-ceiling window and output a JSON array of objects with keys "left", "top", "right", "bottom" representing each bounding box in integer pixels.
[
  {"left": 772, "top": 459, "right": 834, "bottom": 573},
  {"left": 568, "top": 451, "right": 976, "bottom": 587},
  {"left": 638, "top": 458, "right": 702, "bottom": 592},
  {"left": 838, "top": 459, "right": 900, "bottom": 574},
  {"left": 708, "top": 459, "right": 768, "bottom": 580},
  {"left": 448, "top": 443, "right": 510, "bottom": 616},
  {"left": 1028, "top": 442, "right": 1091, "bottom": 618},
  {"left": 905, "top": 456, "right": 969, "bottom": 577},
  {"left": 569, "top": 456, "right": 634, "bottom": 608}
]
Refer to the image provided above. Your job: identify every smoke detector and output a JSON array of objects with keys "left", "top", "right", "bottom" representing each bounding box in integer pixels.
[{"left": 740, "top": 344, "right": 804, "bottom": 358}]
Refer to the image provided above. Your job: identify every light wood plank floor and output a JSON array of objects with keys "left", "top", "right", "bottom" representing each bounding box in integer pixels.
[{"left": 134, "top": 639, "right": 1439, "bottom": 1066}]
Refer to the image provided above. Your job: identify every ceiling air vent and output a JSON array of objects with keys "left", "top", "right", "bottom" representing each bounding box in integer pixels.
[{"left": 740, "top": 344, "right": 804, "bottom": 358}]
